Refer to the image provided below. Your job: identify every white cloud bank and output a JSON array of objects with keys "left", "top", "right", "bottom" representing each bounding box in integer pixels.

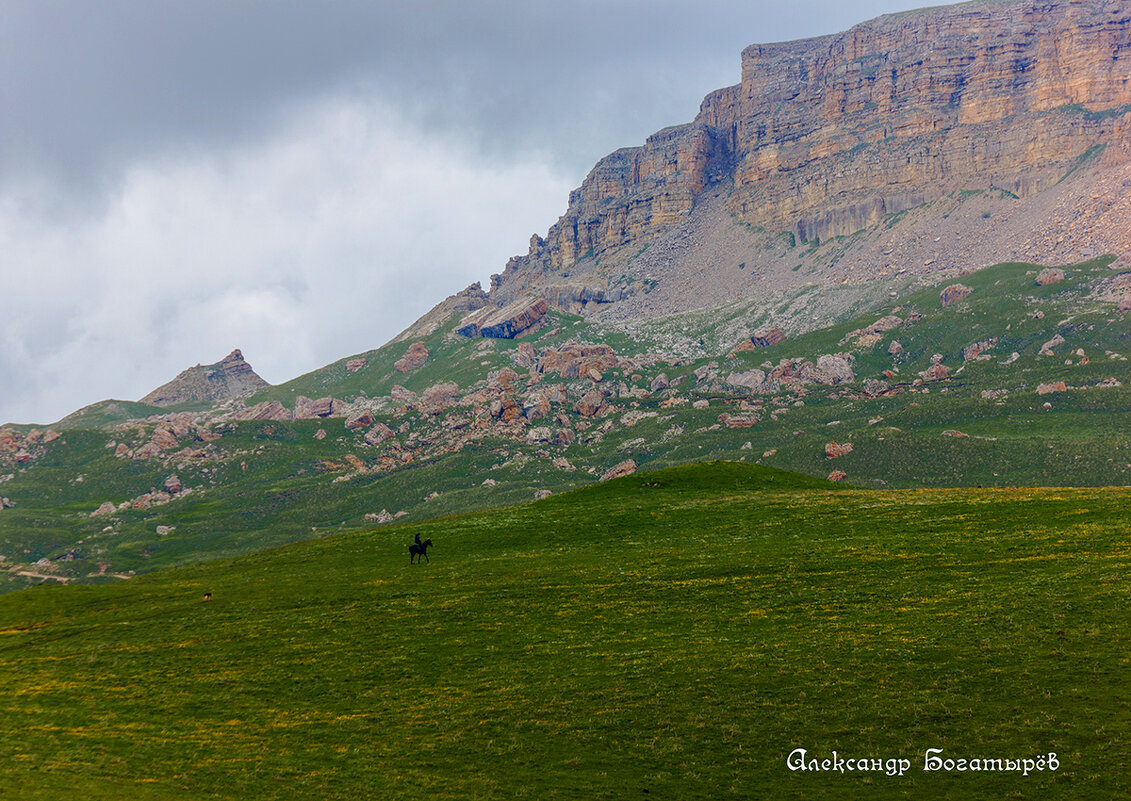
[{"left": 0, "top": 95, "right": 575, "bottom": 424}]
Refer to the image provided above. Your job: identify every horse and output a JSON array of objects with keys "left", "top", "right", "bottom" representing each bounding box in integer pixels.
[{"left": 409, "top": 538, "right": 433, "bottom": 564}]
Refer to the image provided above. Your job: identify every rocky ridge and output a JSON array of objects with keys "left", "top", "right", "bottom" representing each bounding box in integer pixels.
[
  {"left": 140, "top": 349, "right": 269, "bottom": 407},
  {"left": 2, "top": 255, "right": 1129, "bottom": 591}
]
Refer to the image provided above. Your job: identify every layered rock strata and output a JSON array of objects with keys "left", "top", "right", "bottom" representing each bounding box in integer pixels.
[
  {"left": 457, "top": 296, "right": 549, "bottom": 339},
  {"left": 491, "top": 0, "right": 1131, "bottom": 293}
]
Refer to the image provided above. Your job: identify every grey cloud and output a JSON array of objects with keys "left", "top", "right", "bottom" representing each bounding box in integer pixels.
[
  {"left": 2, "top": 0, "right": 960, "bottom": 190},
  {"left": 0, "top": 95, "right": 574, "bottom": 424}
]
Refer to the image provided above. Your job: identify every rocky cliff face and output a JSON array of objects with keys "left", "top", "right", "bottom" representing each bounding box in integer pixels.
[
  {"left": 710, "top": 0, "right": 1131, "bottom": 243},
  {"left": 140, "top": 349, "right": 269, "bottom": 407},
  {"left": 482, "top": 0, "right": 1131, "bottom": 317}
]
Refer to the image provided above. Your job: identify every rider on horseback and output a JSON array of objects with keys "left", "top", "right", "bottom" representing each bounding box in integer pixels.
[{"left": 409, "top": 533, "right": 432, "bottom": 564}]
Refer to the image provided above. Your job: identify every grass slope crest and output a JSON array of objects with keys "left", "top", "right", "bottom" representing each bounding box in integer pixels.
[{"left": 0, "top": 461, "right": 1126, "bottom": 799}]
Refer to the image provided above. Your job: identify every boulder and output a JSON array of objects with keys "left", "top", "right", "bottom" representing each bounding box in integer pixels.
[
  {"left": 164, "top": 475, "right": 183, "bottom": 494},
  {"left": 718, "top": 413, "right": 760, "bottom": 429},
  {"left": 726, "top": 369, "right": 766, "bottom": 391},
  {"left": 394, "top": 341, "right": 429, "bottom": 372},
  {"left": 345, "top": 412, "right": 374, "bottom": 431},
  {"left": 940, "top": 284, "right": 972, "bottom": 307},
  {"left": 815, "top": 354, "right": 855, "bottom": 383},
  {"left": 1036, "top": 382, "right": 1067, "bottom": 395},
  {"left": 621, "top": 410, "right": 658, "bottom": 427},
  {"left": 825, "top": 442, "right": 854, "bottom": 458},
  {"left": 827, "top": 470, "right": 847, "bottom": 482},
  {"left": 1040, "top": 334, "right": 1066, "bottom": 355},
  {"left": 490, "top": 394, "right": 521, "bottom": 422},
  {"left": 843, "top": 315, "right": 903, "bottom": 345},
  {"left": 1035, "top": 268, "right": 1066, "bottom": 286},
  {"left": 390, "top": 385, "right": 417, "bottom": 404},
  {"left": 151, "top": 427, "right": 179, "bottom": 449},
  {"left": 574, "top": 392, "right": 606, "bottom": 418},
  {"left": 694, "top": 363, "right": 718, "bottom": 383},
  {"left": 963, "top": 337, "right": 999, "bottom": 361},
  {"left": 231, "top": 400, "right": 293, "bottom": 421},
  {"left": 522, "top": 393, "right": 552, "bottom": 421},
  {"left": 542, "top": 384, "right": 569, "bottom": 405},
  {"left": 513, "top": 342, "right": 538, "bottom": 367},
  {"left": 920, "top": 363, "right": 949, "bottom": 381},
  {"left": 600, "top": 459, "right": 638, "bottom": 482},
  {"left": 0, "top": 428, "right": 20, "bottom": 451},
  {"left": 862, "top": 378, "right": 889, "bottom": 396},
  {"left": 488, "top": 367, "right": 519, "bottom": 388},
  {"left": 524, "top": 427, "right": 554, "bottom": 444},
  {"left": 133, "top": 443, "right": 161, "bottom": 460},
  {"left": 91, "top": 502, "right": 117, "bottom": 517},
  {"left": 419, "top": 382, "right": 460, "bottom": 413},
  {"left": 345, "top": 357, "right": 367, "bottom": 373},
  {"left": 751, "top": 327, "right": 787, "bottom": 347},
  {"left": 294, "top": 396, "right": 336, "bottom": 419},
  {"left": 364, "top": 423, "right": 396, "bottom": 446},
  {"left": 553, "top": 428, "right": 576, "bottom": 447},
  {"left": 888, "top": 340, "right": 903, "bottom": 356}
]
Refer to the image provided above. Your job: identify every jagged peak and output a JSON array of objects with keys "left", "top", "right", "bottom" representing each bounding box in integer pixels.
[{"left": 140, "top": 348, "right": 269, "bottom": 407}]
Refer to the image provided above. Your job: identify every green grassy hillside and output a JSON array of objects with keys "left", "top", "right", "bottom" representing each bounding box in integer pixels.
[
  {"left": 53, "top": 400, "right": 168, "bottom": 430},
  {"left": 1, "top": 462, "right": 1127, "bottom": 799},
  {"left": 2, "top": 258, "right": 1128, "bottom": 591}
]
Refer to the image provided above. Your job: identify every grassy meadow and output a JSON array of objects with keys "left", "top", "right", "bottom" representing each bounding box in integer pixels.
[{"left": 1, "top": 462, "right": 1127, "bottom": 799}]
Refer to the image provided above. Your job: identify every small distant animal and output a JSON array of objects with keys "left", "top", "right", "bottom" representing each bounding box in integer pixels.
[
  {"left": 409, "top": 538, "right": 433, "bottom": 564},
  {"left": 202, "top": 592, "right": 212, "bottom": 601}
]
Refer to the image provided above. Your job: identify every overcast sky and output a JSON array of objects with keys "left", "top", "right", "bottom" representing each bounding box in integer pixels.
[{"left": 0, "top": 0, "right": 963, "bottom": 425}]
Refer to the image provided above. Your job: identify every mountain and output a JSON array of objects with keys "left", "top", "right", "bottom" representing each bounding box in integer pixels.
[
  {"left": 1, "top": 0, "right": 1130, "bottom": 592},
  {"left": 139, "top": 349, "right": 270, "bottom": 407},
  {"left": 444, "top": 0, "right": 1131, "bottom": 339}
]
